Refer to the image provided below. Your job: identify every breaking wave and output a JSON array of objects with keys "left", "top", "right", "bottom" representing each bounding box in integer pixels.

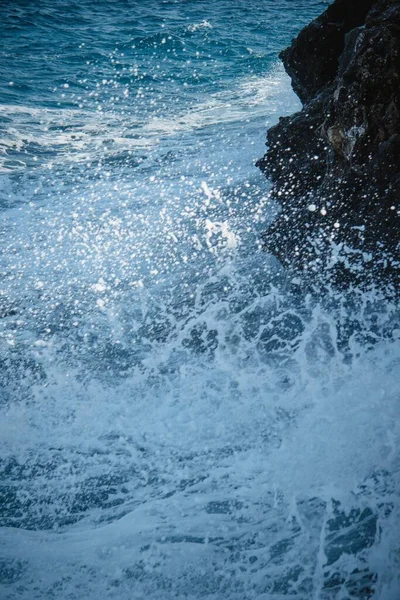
[{"left": 1, "top": 1, "right": 399, "bottom": 598}]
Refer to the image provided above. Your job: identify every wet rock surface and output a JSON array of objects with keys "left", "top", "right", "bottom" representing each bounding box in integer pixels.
[{"left": 258, "top": 0, "right": 400, "bottom": 291}]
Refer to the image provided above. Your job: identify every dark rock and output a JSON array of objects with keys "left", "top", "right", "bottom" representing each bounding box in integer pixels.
[
  {"left": 280, "top": 0, "right": 376, "bottom": 104},
  {"left": 257, "top": 0, "right": 400, "bottom": 292}
]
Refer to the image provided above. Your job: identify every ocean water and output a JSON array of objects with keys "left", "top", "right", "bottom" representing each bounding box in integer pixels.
[{"left": 1, "top": 1, "right": 399, "bottom": 599}]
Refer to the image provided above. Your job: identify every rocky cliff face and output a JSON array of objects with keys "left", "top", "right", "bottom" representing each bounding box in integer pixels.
[{"left": 257, "top": 0, "right": 400, "bottom": 292}]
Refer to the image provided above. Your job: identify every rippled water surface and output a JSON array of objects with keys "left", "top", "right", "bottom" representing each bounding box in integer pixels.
[{"left": 1, "top": 1, "right": 400, "bottom": 599}]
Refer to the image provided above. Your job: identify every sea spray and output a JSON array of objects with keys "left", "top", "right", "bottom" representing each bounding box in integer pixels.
[{"left": 0, "top": 1, "right": 399, "bottom": 598}]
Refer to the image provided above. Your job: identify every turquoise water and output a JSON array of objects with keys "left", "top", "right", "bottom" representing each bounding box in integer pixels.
[{"left": 1, "top": 1, "right": 400, "bottom": 599}]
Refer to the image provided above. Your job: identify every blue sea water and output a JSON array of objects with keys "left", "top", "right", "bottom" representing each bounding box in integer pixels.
[{"left": 1, "top": 1, "right": 400, "bottom": 599}]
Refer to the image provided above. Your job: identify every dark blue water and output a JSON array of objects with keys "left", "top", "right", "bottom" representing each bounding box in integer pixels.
[{"left": 1, "top": 2, "right": 400, "bottom": 599}]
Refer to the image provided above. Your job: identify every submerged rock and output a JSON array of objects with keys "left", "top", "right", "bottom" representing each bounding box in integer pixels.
[{"left": 257, "top": 0, "right": 400, "bottom": 291}]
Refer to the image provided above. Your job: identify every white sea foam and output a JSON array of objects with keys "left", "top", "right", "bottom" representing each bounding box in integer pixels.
[
  {"left": 144, "top": 64, "right": 299, "bottom": 135},
  {"left": 0, "top": 49, "right": 399, "bottom": 600},
  {"left": 0, "top": 64, "right": 299, "bottom": 177},
  {"left": 1, "top": 287, "right": 399, "bottom": 599},
  {"left": 187, "top": 20, "right": 213, "bottom": 32}
]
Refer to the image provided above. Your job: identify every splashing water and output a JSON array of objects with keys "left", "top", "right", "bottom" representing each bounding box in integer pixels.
[{"left": 1, "top": 1, "right": 399, "bottom": 599}]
